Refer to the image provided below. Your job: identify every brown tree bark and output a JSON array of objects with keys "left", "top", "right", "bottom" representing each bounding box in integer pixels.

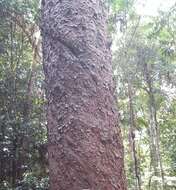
[{"left": 41, "top": 0, "right": 127, "bottom": 189}]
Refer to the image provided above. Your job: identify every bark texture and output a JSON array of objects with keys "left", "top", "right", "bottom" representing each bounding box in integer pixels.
[{"left": 41, "top": 0, "right": 127, "bottom": 189}]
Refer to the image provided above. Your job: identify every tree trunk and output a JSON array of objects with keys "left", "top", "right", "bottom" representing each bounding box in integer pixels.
[
  {"left": 144, "top": 63, "right": 165, "bottom": 190},
  {"left": 127, "top": 81, "right": 141, "bottom": 190},
  {"left": 41, "top": 0, "right": 127, "bottom": 189}
]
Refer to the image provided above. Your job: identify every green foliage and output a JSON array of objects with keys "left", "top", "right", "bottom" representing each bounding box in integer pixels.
[
  {"left": 0, "top": 0, "right": 176, "bottom": 189},
  {"left": 15, "top": 173, "right": 49, "bottom": 190},
  {"left": 0, "top": 174, "right": 49, "bottom": 190},
  {"left": 112, "top": 1, "right": 176, "bottom": 189},
  {"left": 0, "top": 0, "right": 48, "bottom": 189}
]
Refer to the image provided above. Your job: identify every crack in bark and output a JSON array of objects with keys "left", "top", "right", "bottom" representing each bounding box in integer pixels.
[
  {"left": 42, "top": 27, "right": 82, "bottom": 58},
  {"left": 57, "top": 37, "right": 80, "bottom": 58}
]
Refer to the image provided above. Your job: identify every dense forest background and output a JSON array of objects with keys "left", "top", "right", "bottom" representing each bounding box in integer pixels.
[{"left": 0, "top": 0, "right": 176, "bottom": 189}]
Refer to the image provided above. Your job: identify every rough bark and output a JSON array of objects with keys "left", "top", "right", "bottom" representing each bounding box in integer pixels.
[{"left": 41, "top": 0, "right": 127, "bottom": 189}]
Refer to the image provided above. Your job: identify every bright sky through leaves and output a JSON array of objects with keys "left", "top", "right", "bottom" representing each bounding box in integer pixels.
[{"left": 135, "top": 0, "right": 176, "bottom": 16}]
